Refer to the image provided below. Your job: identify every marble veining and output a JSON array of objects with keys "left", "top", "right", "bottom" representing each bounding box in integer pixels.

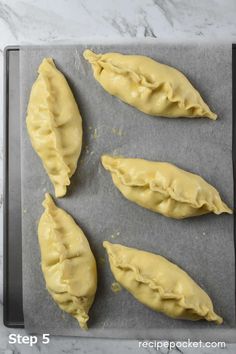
[{"left": 0, "top": 0, "right": 236, "bottom": 353}]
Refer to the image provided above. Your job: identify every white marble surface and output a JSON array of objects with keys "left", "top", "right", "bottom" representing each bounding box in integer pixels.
[{"left": 0, "top": 0, "right": 236, "bottom": 353}]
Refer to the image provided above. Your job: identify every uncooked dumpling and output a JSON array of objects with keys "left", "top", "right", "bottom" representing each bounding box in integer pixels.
[
  {"left": 83, "top": 50, "right": 216, "bottom": 119},
  {"left": 38, "top": 193, "right": 97, "bottom": 329},
  {"left": 101, "top": 155, "right": 232, "bottom": 219},
  {"left": 26, "top": 58, "right": 83, "bottom": 197},
  {"left": 103, "top": 241, "right": 223, "bottom": 324}
]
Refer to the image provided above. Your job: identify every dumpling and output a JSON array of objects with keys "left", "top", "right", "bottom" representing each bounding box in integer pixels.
[
  {"left": 101, "top": 155, "right": 232, "bottom": 219},
  {"left": 26, "top": 58, "right": 83, "bottom": 197},
  {"left": 83, "top": 49, "right": 216, "bottom": 119},
  {"left": 103, "top": 241, "right": 223, "bottom": 324},
  {"left": 38, "top": 193, "right": 97, "bottom": 329}
]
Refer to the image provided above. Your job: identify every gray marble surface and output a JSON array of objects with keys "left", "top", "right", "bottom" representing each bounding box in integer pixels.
[{"left": 0, "top": 0, "right": 236, "bottom": 353}]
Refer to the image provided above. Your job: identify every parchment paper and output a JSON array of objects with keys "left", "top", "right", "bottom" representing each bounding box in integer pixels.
[{"left": 20, "top": 41, "right": 235, "bottom": 339}]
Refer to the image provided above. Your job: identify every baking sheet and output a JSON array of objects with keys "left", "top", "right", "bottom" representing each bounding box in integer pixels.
[
  {"left": 20, "top": 42, "right": 235, "bottom": 338},
  {"left": 4, "top": 48, "right": 24, "bottom": 328}
]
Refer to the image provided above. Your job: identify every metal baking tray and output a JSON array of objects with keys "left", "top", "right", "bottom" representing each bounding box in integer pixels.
[
  {"left": 3, "top": 47, "right": 24, "bottom": 328},
  {"left": 3, "top": 45, "right": 236, "bottom": 340}
]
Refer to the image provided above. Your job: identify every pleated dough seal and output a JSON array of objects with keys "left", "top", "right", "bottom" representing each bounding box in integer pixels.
[
  {"left": 83, "top": 49, "right": 217, "bottom": 119},
  {"left": 101, "top": 155, "right": 232, "bottom": 219},
  {"left": 26, "top": 58, "right": 83, "bottom": 197},
  {"left": 38, "top": 193, "right": 97, "bottom": 329},
  {"left": 103, "top": 241, "right": 223, "bottom": 324}
]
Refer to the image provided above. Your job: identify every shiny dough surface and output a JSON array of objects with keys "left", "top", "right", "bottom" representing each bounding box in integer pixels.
[
  {"left": 103, "top": 241, "right": 223, "bottom": 324},
  {"left": 84, "top": 49, "right": 216, "bottom": 119},
  {"left": 101, "top": 155, "right": 232, "bottom": 219},
  {"left": 26, "top": 58, "right": 82, "bottom": 197},
  {"left": 38, "top": 193, "right": 97, "bottom": 329}
]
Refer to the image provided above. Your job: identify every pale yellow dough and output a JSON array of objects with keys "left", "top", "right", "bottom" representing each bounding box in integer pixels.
[
  {"left": 103, "top": 241, "right": 223, "bottom": 324},
  {"left": 83, "top": 49, "right": 217, "bottom": 119},
  {"left": 101, "top": 155, "right": 232, "bottom": 219},
  {"left": 26, "top": 58, "right": 83, "bottom": 197},
  {"left": 38, "top": 193, "right": 97, "bottom": 329}
]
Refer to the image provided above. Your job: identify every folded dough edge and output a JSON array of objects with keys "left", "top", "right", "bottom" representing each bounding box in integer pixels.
[
  {"left": 101, "top": 155, "right": 232, "bottom": 218},
  {"left": 38, "top": 193, "right": 97, "bottom": 329},
  {"left": 103, "top": 241, "right": 223, "bottom": 325},
  {"left": 84, "top": 49, "right": 217, "bottom": 120}
]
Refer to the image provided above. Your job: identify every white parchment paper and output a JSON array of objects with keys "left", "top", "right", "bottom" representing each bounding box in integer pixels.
[{"left": 20, "top": 41, "right": 235, "bottom": 339}]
